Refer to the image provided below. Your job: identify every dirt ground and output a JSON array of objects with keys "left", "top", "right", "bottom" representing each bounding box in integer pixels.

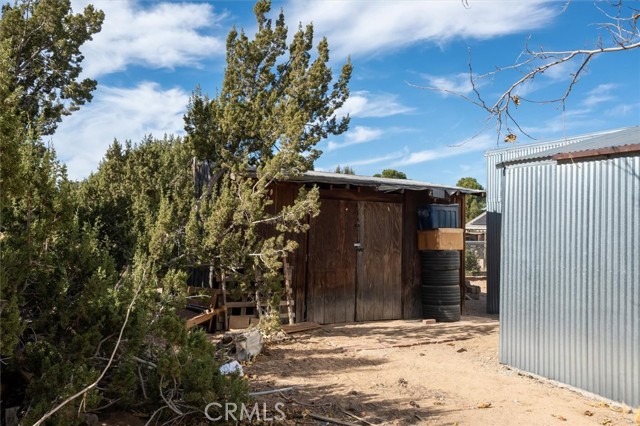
[{"left": 247, "top": 280, "right": 639, "bottom": 426}]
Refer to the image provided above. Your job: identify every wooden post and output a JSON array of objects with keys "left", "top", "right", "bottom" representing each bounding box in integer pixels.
[
  {"left": 221, "top": 271, "right": 229, "bottom": 331},
  {"left": 459, "top": 194, "right": 467, "bottom": 314},
  {"left": 253, "top": 265, "right": 263, "bottom": 319},
  {"left": 284, "top": 256, "right": 295, "bottom": 325}
]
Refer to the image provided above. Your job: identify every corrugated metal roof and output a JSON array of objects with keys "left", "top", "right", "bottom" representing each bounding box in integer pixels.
[
  {"left": 466, "top": 211, "right": 486, "bottom": 228},
  {"left": 501, "top": 126, "right": 640, "bottom": 165},
  {"left": 287, "top": 170, "right": 485, "bottom": 195}
]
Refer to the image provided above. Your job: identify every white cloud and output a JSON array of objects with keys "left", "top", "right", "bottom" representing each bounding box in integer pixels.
[
  {"left": 582, "top": 83, "right": 617, "bottom": 107},
  {"left": 74, "top": 0, "right": 226, "bottom": 77},
  {"left": 52, "top": 82, "right": 190, "bottom": 180},
  {"left": 531, "top": 60, "right": 579, "bottom": 83},
  {"left": 392, "top": 134, "right": 495, "bottom": 167},
  {"left": 339, "top": 91, "right": 414, "bottom": 118},
  {"left": 327, "top": 126, "right": 383, "bottom": 151},
  {"left": 286, "top": 1, "right": 556, "bottom": 59},
  {"left": 337, "top": 151, "right": 407, "bottom": 168},
  {"left": 605, "top": 103, "right": 638, "bottom": 117},
  {"left": 421, "top": 72, "right": 476, "bottom": 96}
]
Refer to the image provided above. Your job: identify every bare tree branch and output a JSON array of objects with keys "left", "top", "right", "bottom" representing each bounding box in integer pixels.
[
  {"left": 411, "top": 1, "right": 639, "bottom": 142},
  {"left": 32, "top": 271, "right": 144, "bottom": 426}
]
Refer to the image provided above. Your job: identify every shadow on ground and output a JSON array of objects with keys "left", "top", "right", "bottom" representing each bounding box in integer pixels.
[{"left": 247, "top": 297, "right": 499, "bottom": 425}]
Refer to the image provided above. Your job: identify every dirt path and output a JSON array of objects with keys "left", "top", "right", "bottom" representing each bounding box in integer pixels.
[{"left": 247, "top": 290, "right": 638, "bottom": 426}]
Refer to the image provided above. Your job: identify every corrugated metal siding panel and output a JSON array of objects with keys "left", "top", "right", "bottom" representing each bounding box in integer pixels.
[
  {"left": 485, "top": 140, "right": 582, "bottom": 313},
  {"left": 499, "top": 155, "right": 640, "bottom": 406}
]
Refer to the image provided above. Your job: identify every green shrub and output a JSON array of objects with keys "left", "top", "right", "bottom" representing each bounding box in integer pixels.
[{"left": 465, "top": 250, "right": 482, "bottom": 276}]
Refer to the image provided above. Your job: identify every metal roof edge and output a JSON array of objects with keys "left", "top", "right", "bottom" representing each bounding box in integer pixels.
[
  {"left": 286, "top": 170, "right": 485, "bottom": 195},
  {"left": 498, "top": 127, "right": 640, "bottom": 167},
  {"left": 484, "top": 127, "right": 634, "bottom": 158}
]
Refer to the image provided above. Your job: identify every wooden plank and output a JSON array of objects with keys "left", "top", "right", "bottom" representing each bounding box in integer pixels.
[
  {"left": 264, "top": 182, "right": 308, "bottom": 323},
  {"left": 225, "top": 300, "right": 293, "bottom": 308},
  {"left": 356, "top": 201, "right": 403, "bottom": 321},
  {"left": 229, "top": 316, "right": 253, "bottom": 330},
  {"left": 319, "top": 188, "right": 403, "bottom": 203},
  {"left": 402, "top": 191, "right": 425, "bottom": 319},
  {"left": 552, "top": 143, "right": 640, "bottom": 161},
  {"left": 281, "top": 321, "right": 320, "bottom": 334},
  {"left": 307, "top": 199, "right": 357, "bottom": 324}
]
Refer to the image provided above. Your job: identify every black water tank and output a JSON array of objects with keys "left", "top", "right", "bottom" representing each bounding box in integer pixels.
[{"left": 420, "top": 250, "right": 461, "bottom": 322}]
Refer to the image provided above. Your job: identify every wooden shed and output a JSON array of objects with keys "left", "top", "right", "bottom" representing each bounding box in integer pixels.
[{"left": 263, "top": 171, "right": 479, "bottom": 324}]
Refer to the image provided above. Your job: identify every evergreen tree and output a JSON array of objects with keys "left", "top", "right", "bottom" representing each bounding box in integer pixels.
[
  {"left": 373, "top": 169, "right": 407, "bottom": 179},
  {"left": 456, "top": 177, "right": 486, "bottom": 222},
  {"left": 1, "top": 2, "right": 248, "bottom": 423},
  {"left": 184, "top": 0, "right": 351, "bottom": 325},
  {"left": 335, "top": 165, "right": 355, "bottom": 174}
]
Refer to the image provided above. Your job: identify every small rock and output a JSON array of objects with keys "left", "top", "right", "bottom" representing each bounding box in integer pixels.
[{"left": 82, "top": 413, "right": 99, "bottom": 426}]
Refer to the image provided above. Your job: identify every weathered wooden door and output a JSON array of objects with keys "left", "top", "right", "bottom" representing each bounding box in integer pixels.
[
  {"left": 306, "top": 199, "right": 402, "bottom": 323},
  {"left": 356, "top": 202, "right": 403, "bottom": 321},
  {"left": 307, "top": 199, "right": 357, "bottom": 324}
]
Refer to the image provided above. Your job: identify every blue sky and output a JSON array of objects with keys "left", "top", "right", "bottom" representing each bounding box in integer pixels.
[{"left": 52, "top": 0, "right": 640, "bottom": 186}]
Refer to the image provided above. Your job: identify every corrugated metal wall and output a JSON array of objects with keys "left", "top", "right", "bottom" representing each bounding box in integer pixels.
[
  {"left": 499, "top": 155, "right": 640, "bottom": 406},
  {"left": 485, "top": 137, "right": 593, "bottom": 313}
]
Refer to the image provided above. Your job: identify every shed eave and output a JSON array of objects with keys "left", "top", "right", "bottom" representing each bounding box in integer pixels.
[{"left": 284, "top": 171, "right": 485, "bottom": 195}]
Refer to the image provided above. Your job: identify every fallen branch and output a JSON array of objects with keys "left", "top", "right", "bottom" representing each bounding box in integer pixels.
[
  {"left": 249, "top": 387, "right": 295, "bottom": 396},
  {"left": 144, "top": 406, "right": 168, "bottom": 426},
  {"left": 32, "top": 273, "right": 143, "bottom": 426},
  {"left": 308, "top": 413, "right": 361, "bottom": 426},
  {"left": 342, "top": 409, "right": 379, "bottom": 426}
]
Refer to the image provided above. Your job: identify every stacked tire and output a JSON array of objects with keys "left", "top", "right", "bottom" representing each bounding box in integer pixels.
[{"left": 420, "top": 250, "right": 461, "bottom": 322}]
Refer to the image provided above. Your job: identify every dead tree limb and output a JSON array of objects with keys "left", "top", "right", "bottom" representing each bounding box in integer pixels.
[
  {"left": 32, "top": 272, "right": 144, "bottom": 426},
  {"left": 410, "top": 1, "right": 640, "bottom": 142}
]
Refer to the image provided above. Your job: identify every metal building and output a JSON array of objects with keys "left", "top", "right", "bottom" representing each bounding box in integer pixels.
[
  {"left": 497, "top": 127, "right": 640, "bottom": 405},
  {"left": 484, "top": 128, "right": 635, "bottom": 314}
]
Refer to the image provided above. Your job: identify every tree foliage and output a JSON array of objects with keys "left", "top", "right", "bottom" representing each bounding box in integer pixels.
[
  {"left": 1, "top": 0, "right": 351, "bottom": 422},
  {"left": 334, "top": 165, "right": 355, "bottom": 174},
  {"left": 373, "top": 169, "right": 407, "bottom": 179},
  {"left": 465, "top": 249, "right": 481, "bottom": 276},
  {"left": 0, "top": 0, "right": 104, "bottom": 136},
  {"left": 0, "top": 1, "right": 248, "bottom": 424},
  {"left": 183, "top": 0, "right": 351, "bottom": 324},
  {"left": 456, "top": 177, "right": 485, "bottom": 222}
]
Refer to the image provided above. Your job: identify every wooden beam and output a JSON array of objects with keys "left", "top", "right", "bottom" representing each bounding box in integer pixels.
[
  {"left": 319, "top": 188, "right": 403, "bottom": 203},
  {"left": 552, "top": 144, "right": 640, "bottom": 161}
]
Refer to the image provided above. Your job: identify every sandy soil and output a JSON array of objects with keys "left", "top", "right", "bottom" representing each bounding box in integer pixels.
[{"left": 247, "top": 282, "right": 638, "bottom": 426}]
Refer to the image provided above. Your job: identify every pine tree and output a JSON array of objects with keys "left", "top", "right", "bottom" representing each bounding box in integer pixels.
[
  {"left": 456, "top": 177, "right": 486, "bottom": 222},
  {"left": 1, "top": 2, "right": 249, "bottom": 423},
  {"left": 184, "top": 0, "right": 351, "bottom": 325},
  {"left": 373, "top": 169, "right": 407, "bottom": 179}
]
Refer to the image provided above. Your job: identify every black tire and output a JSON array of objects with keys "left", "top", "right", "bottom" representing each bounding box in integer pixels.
[
  {"left": 421, "top": 285, "right": 460, "bottom": 305},
  {"left": 420, "top": 250, "right": 460, "bottom": 271},
  {"left": 421, "top": 269, "right": 460, "bottom": 286},
  {"left": 422, "top": 304, "right": 461, "bottom": 322}
]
